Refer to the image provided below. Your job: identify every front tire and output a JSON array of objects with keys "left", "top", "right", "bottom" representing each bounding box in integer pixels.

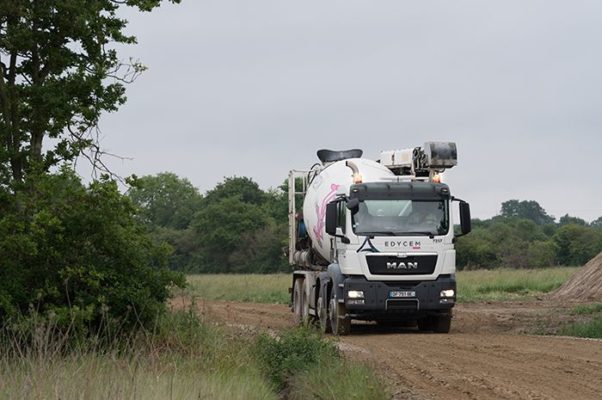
[
  {"left": 329, "top": 294, "right": 351, "bottom": 335},
  {"left": 432, "top": 313, "right": 452, "bottom": 333},
  {"left": 418, "top": 313, "right": 452, "bottom": 333}
]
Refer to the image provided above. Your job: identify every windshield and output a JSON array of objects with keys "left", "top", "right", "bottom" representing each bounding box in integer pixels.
[{"left": 352, "top": 199, "right": 448, "bottom": 236}]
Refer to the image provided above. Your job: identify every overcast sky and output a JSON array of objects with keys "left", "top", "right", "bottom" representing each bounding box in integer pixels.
[{"left": 91, "top": 0, "right": 602, "bottom": 222}]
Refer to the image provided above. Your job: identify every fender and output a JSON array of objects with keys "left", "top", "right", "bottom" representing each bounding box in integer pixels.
[
  {"left": 317, "top": 271, "right": 331, "bottom": 302},
  {"left": 327, "top": 263, "right": 346, "bottom": 301}
]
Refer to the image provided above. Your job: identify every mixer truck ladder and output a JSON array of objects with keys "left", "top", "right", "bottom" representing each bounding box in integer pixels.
[{"left": 287, "top": 170, "right": 308, "bottom": 265}]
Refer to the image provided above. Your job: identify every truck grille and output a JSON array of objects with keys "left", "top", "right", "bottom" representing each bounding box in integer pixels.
[{"left": 366, "top": 255, "right": 437, "bottom": 275}]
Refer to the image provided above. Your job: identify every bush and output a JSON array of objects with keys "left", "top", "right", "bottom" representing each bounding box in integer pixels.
[
  {"left": 289, "top": 359, "right": 389, "bottom": 400},
  {"left": 0, "top": 170, "right": 184, "bottom": 334},
  {"left": 254, "top": 328, "right": 339, "bottom": 390}
]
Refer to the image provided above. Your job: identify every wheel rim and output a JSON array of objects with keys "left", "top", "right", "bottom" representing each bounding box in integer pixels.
[
  {"left": 301, "top": 289, "right": 309, "bottom": 322},
  {"left": 293, "top": 281, "right": 302, "bottom": 323},
  {"left": 318, "top": 296, "right": 327, "bottom": 329},
  {"left": 329, "top": 297, "right": 337, "bottom": 331}
]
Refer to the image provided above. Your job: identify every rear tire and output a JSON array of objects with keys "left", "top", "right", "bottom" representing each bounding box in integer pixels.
[
  {"left": 329, "top": 293, "right": 351, "bottom": 335},
  {"left": 293, "top": 278, "right": 304, "bottom": 325},
  {"left": 301, "top": 279, "right": 311, "bottom": 324}
]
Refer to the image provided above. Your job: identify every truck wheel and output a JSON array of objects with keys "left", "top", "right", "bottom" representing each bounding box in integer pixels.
[
  {"left": 301, "top": 279, "right": 311, "bottom": 324},
  {"left": 329, "top": 295, "right": 351, "bottom": 335},
  {"left": 293, "top": 278, "right": 304, "bottom": 325},
  {"left": 418, "top": 313, "right": 452, "bottom": 333},
  {"left": 432, "top": 313, "right": 452, "bottom": 334},
  {"left": 317, "top": 290, "right": 332, "bottom": 333}
]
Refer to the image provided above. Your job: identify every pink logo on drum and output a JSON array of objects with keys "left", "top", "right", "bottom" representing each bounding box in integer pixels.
[{"left": 314, "top": 183, "right": 340, "bottom": 246}]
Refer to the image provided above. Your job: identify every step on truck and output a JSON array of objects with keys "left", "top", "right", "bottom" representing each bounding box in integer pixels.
[{"left": 288, "top": 142, "right": 471, "bottom": 334}]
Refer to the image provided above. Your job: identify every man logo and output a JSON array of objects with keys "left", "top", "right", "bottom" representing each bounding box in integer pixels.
[{"left": 386, "top": 262, "right": 418, "bottom": 270}]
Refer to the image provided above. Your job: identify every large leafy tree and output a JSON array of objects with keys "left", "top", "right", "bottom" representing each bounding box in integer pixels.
[
  {"left": 500, "top": 200, "right": 555, "bottom": 225},
  {"left": 0, "top": 0, "right": 179, "bottom": 186},
  {"left": 128, "top": 172, "right": 202, "bottom": 229},
  {"left": 192, "top": 196, "right": 271, "bottom": 272},
  {"left": 204, "top": 176, "right": 266, "bottom": 206}
]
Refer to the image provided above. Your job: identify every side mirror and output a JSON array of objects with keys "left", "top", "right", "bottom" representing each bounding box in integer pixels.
[
  {"left": 346, "top": 198, "right": 360, "bottom": 214},
  {"left": 459, "top": 201, "right": 472, "bottom": 235},
  {"left": 325, "top": 202, "right": 338, "bottom": 235}
]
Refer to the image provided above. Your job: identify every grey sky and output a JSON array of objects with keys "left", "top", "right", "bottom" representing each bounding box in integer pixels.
[{"left": 93, "top": 0, "right": 602, "bottom": 222}]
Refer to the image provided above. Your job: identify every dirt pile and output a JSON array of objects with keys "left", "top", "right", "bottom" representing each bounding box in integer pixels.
[{"left": 550, "top": 252, "right": 602, "bottom": 301}]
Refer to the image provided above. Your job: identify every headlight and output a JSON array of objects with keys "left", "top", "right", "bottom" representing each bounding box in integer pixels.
[
  {"left": 440, "top": 289, "right": 455, "bottom": 298},
  {"left": 347, "top": 290, "right": 365, "bottom": 299}
]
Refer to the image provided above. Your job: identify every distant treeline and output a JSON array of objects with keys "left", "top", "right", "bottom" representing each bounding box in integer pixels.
[
  {"left": 128, "top": 173, "right": 289, "bottom": 273},
  {"left": 130, "top": 174, "right": 602, "bottom": 272},
  {"left": 456, "top": 200, "right": 602, "bottom": 269}
]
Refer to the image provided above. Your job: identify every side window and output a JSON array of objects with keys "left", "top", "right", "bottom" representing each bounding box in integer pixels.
[{"left": 337, "top": 202, "right": 346, "bottom": 233}]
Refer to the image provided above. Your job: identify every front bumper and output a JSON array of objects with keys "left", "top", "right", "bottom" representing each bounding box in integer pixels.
[{"left": 342, "top": 275, "right": 455, "bottom": 319}]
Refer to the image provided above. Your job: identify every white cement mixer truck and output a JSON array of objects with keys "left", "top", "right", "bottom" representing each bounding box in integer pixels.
[{"left": 288, "top": 142, "right": 471, "bottom": 334}]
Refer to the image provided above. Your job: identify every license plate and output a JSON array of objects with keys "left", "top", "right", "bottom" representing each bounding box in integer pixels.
[{"left": 389, "top": 290, "right": 416, "bottom": 298}]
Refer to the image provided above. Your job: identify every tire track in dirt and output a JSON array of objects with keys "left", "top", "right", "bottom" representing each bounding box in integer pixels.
[{"left": 173, "top": 298, "right": 602, "bottom": 400}]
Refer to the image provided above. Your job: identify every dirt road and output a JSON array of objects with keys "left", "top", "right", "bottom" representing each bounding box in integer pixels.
[{"left": 181, "top": 299, "right": 602, "bottom": 400}]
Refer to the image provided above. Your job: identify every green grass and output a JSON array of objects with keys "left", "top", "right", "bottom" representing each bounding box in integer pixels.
[
  {"left": 185, "top": 267, "right": 579, "bottom": 305},
  {"left": 185, "top": 274, "right": 291, "bottom": 304},
  {"left": 570, "top": 303, "right": 602, "bottom": 315},
  {"left": 0, "top": 311, "right": 275, "bottom": 400},
  {"left": 556, "top": 303, "right": 602, "bottom": 339},
  {"left": 559, "top": 317, "right": 602, "bottom": 339},
  {"left": 456, "top": 267, "right": 579, "bottom": 302}
]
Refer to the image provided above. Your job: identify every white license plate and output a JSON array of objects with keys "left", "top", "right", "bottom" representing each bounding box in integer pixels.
[{"left": 389, "top": 290, "right": 416, "bottom": 298}]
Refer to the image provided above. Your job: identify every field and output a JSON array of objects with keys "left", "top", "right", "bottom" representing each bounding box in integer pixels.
[{"left": 184, "top": 267, "right": 580, "bottom": 304}]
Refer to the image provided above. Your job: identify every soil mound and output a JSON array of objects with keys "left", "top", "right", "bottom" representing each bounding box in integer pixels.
[{"left": 550, "top": 252, "right": 602, "bottom": 301}]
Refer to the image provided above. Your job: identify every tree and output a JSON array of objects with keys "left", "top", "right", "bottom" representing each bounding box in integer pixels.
[
  {"left": 591, "top": 216, "right": 602, "bottom": 228},
  {"left": 455, "top": 227, "right": 497, "bottom": 269},
  {"left": 553, "top": 224, "right": 602, "bottom": 266},
  {"left": 128, "top": 172, "right": 202, "bottom": 229},
  {"left": 0, "top": 0, "right": 179, "bottom": 186},
  {"left": 526, "top": 240, "right": 558, "bottom": 268},
  {"left": 191, "top": 196, "right": 271, "bottom": 272},
  {"left": 558, "top": 214, "right": 587, "bottom": 226},
  {"left": 204, "top": 176, "right": 266, "bottom": 206},
  {"left": 500, "top": 200, "right": 555, "bottom": 225}
]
